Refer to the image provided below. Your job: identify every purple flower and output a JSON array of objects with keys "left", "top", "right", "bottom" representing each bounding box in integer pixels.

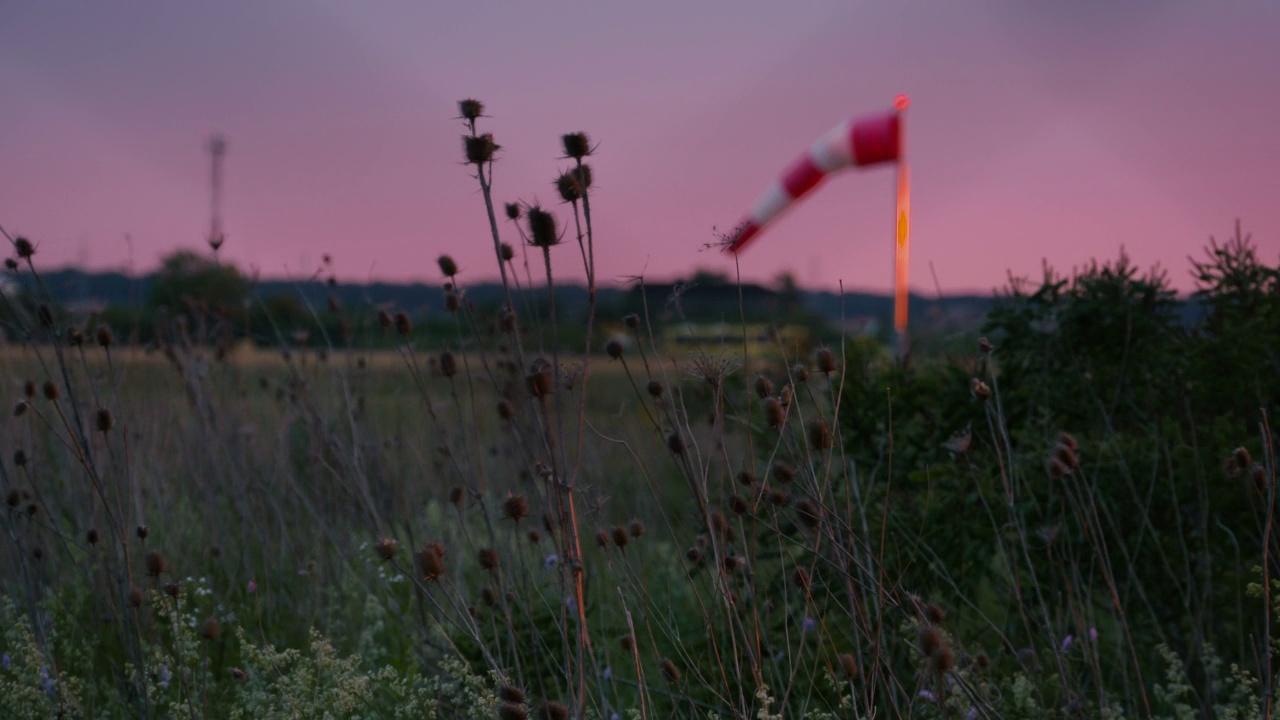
[
  {"left": 247, "top": 580, "right": 257, "bottom": 594},
  {"left": 602, "top": 666, "right": 613, "bottom": 681},
  {"left": 543, "top": 554, "right": 558, "bottom": 569},
  {"left": 918, "top": 689, "right": 937, "bottom": 703},
  {"left": 802, "top": 617, "right": 817, "bottom": 633},
  {"left": 159, "top": 665, "right": 171, "bottom": 689},
  {"left": 965, "top": 709, "right": 979, "bottom": 720},
  {"left": 1060, "top": 634, "right": 1074, "bottom": 653},
  {"left": 565, "top": 595, "right": 577, "bottom": 614},
  {"left": 1088, "top": 627, "right": 1098, "bottom": 642},
  {"left": 1, "top": 653, "right": 10, "bottom": 669}
]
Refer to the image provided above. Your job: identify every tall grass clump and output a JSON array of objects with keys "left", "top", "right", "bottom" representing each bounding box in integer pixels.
[{"left": 0, "top": 98, "right": 1277, "bottom": 720}]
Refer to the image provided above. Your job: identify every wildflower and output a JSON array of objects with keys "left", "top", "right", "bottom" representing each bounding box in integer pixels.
[
  {"left": 1060, "top": 634, "right": 1074, "bottom": 653},
  {"left": 918, "top": 689, "right": 936, "bottom": 703},
  {"left": 628, "top": 519, "right": 646, "bottom": 538},
  {"left": 1088, "top": 627, "right": 1098, "bottom": 642},
  {"left": 543, "top": 554, "right": 558, "bottom": 569},
  {"left": 376, "top": 537, "right": 399, "bottom": 561},
  {"left": 971, "top": 378, "right": 991, "bottom": 401},
  {"left": 478, "top": 548, "right": 500, "bottom": 571},
  {"left": 803, "top": 617, "right": 817, "bottom": 633},
  {"left": 247, "top": 580, "right": 257, "bottom": 593},
  {"left": 2, "top": 653, "right": 10, "bottom": 669},
  {"left": 602, "top": 666, "right": 613, "bottom": 681},
  {"left": 158, "top": 665, "right": 171, "bottom": 689}
]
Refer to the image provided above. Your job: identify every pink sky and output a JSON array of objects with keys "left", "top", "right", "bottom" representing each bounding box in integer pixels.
[{"left": 2, "top": 1, "right": 1277, "bottom": 295}]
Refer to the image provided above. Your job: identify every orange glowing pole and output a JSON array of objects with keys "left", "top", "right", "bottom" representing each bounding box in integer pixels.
[{"left": 893, "top": 94, "right": 911, "bottom": 355}]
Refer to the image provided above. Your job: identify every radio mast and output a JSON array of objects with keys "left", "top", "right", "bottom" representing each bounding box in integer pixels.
[{"left": 206, "top": 134, "right": 227, "bottom": 257}]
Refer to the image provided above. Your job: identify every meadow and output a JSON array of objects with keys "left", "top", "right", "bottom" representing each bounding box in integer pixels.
[{"left": 1, "top": 99, "right": 1278, "bottom": 719}]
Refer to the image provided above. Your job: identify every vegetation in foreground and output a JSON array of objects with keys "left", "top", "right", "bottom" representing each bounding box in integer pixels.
[{"left": 1, "top": 99, "right": 1278, "bottom": 719}]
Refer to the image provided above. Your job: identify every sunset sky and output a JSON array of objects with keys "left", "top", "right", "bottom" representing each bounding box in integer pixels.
[{"left": 2, "top": 1, "right": 1277, "bottom": 295}]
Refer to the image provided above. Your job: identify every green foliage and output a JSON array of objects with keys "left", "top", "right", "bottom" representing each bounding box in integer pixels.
[{"left": 148, "top": 250, "right": 249, "bottom": 315}]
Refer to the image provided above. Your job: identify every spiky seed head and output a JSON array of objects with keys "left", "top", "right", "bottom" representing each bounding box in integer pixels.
[
  {"left": 772, "top": 462, "right": 794, "bottom": 484},
  {"left": 13, "top": 400, "right": 28, "bottom": 417},
  {"left": 95, "top": 324, "right": 114, "bottom": 348},
  {"left": 394, "top": 312, "right": 411, "bottom": 337},
  {"left": 971, "top": 378, "right": 991, "bottom": 401},
  {"left": 376, "top": 537, "right": 398, "bottom": 561},
  {"left": 495, "top": 497, "right": 527, "bottom": 526},
  {"left": 978, "top": 336, "right": 995, "bottom": 354},
  {"left": 931, "top": 645, "right": 955, "bottom": 674},
  {"left": 924, "top": 603, "right": 946, "bottom": 624},
  {"left": 764, "top": 398, "right": 785, "bottom": 428},
  {"left": 605, "top": 339, "right": 624, "bottom": 359},
  {"left": 595, "top": 529, "right": 610, "bottom": 548},
  {"left": 500, "top": 242, "right": 515, "bottom": 261},
  {"left": 659, "top": 657, "right": 681, "bottom": 683},
  {"left": 667, "top": 431, "right": 685, "bottom": 455},
  {"left": 504, "top": 202, "right": 522, "bottom": 220},
  {"left": 610, "top": 525, "right": 629, "bottom": 548},
  {"left": 526, "top": 363, "right": 553, "bottom": 398},
  {"left": 838, "top": 652, "right": 859, "bottom": 679},
  {"left": 525, "top": 206, "right": 560, "bottom": 248},
  {"left": 445, "top": 293, "right": 461, "bottom": 312},
  {"left": 14, "top": 237, "right": 34, "bottom": 259},
  {"left": 809, "top": 418, "right": 833, "bottom": 450},
  {"left": 86, "top": 528, "right": 100, "bottom": 545},
  {"left": 737, "top": 469, "right": 755, "bottom": 486},
  {"left": 527, "top": 529, "right": 541, "bottom": 543},
  {"left": 3, "top": 258, "right": 15, "bottom": 270},
  {"left": 629, "top": 519, "right": 646, "bottom": 538},
  {"left": 463, "top": 133, "right": 499, "bottom": 165},
  {"left": 561, "top": 132, "right": 592, "bottom": 159},
  {"left": 1233, "top": 446, "right": 1252, "bottom": 469},
  {"left": 730, "top": 494, "right": 749, "bottom": 515},
  {"left": 793, "top": 567, "right": 810, "bottom": 590},
  {"left": 541, "top": 701, "right": 570, "bottom": 720},
  {"left": 917, "top": 625, "right": 943, "bottom": 657},
  {"left": 555, "top": 172, "right": 581, "bottom": 203},
  {"left": 769, "top": 488, "right": 788, "bottom": 506},
  {"left": 377, "top": 309, "right": 392, "bottom": 329},
  {"left": 795, "top": 499, "right": 822, "bottom": 529},
  {"left": 816, "top": 346, "right": 837, "bottom": 374},
  {"left": 5, "top": 490, "right": 17, "bottom": 508},
  {"left": 42, "top": 380, "right": 58, "bottom": 400},
  {"left": 620, "top": 634, "right": 635, "bottom": 651},
  {"left": 624, "top": 313, "right": 639, "bottom": 329},
  {"left": 23, "top": 380, "right": 35, "bottom": 398},
  {"left": 96, "top": 408, "right": 114, "bottom": 433},
  {"left": 37, "top": 304, "right": 54, "bottom": 327},
  {"left": 437, "top": 255, "right": 458, "bottom": 277},
  {"left": 457, "top": 98, "right": 484, "bottom": 121},
  {"left": 574, "top": 163, "right": 593, "bottom": 189},
  {"left": 975, "top": 652, "right": 991, "bottom": 669},
  {"left": 448, "top": 486, "right": 465, "bottom": 506},
  {"left": 439, "top": 352, "right": 458, "bottom": 378},
  {"left": 497, "top": 399, "right": 515, "bottom": 421},
  {"left": 498, "top": 703, "right": 528, "bottom": 720},
  {"left": 646, "top": 380, "right": 664, "bottom": 397},
  {"left": 418, "top": 545, "right": 445, "bottom": 580},
  {"left": 498, "top": 685, "right": 527, "bottom": 704},
  {"left": 144, "top": 550, "right": 166, "bottom": 577},
  {"left": 753, "top": 375, "right": 774, "bottom": 399},
  {"left": 13, "top": 449, "right": 27, "bottom": 467},
  {"left": 136, "top": 525, "right": 149, "bottom": 540},
  {"left": 685, "top": 546, "right": 702, "bottom": 563},
  {"left": 478, "top": 548, "right": 499, "bottom": 571},
  {"left": 128, "top": 587, "right": 144, "bottom": 607},
  {"left": 1053, "top": 442, "right": 1078, "bottom": 470},
  {"left": 199, "top": 616, "right": 221, "bottom": 641}
]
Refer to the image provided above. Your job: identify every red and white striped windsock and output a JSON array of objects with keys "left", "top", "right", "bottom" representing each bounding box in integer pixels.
[{"left": 726, "top": 106, "right": 902, "bottom": 253}]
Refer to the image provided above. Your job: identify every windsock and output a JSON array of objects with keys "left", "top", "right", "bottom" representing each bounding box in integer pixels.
[{"left": 725, "top": 98, "right": 912, "bottom": 335}]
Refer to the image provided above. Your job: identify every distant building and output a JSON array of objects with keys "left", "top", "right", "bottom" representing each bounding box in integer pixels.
[{"left": 662, "top": 322, "right": 811, "bottom": 360}]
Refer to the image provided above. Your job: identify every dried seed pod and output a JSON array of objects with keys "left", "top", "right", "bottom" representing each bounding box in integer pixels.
[
  {"left": 437, "top": 255, "right": 458, "bottom": 277},
  {"left": 561, "top": 132, "right": 592, "bottom": 159},
  {"left": 815, "top": 346, "right": 837, "bottom": 374},
  {"left": 199, "top": 616, "right": 221, "bottom": 641},
  {"left": 376, "top": 537, "right": 398, "bottom": 561},
  {"left": 463, "top": 133, "right": 499, "bottom": 165},
  {"left": 808, "top": 418, "right": 833, "bottom": 450},
  {"left": 457, "top": 98, "right": 484, "bottom": 121}
]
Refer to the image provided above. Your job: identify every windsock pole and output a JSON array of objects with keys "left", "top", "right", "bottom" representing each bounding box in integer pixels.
[{"left": 893, "top": 94, "right": 911, "bottom": 359}]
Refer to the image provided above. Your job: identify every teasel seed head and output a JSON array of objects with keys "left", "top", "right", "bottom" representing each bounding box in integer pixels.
[
  {"left": 498, "top": 702, "right": 528, "bottom": 720},
  {"left": 1048, "top": 457, "right": 1068, "bottom": 479},
  {"left": 445, "top": 292, "right": 461, "bottom": 312},
  {"left": 792, "top": 363, "right": 810, "bottom": 383},
  {"left": 96, "top": 408, "right": 114, "bottom": 433},
  {"left": 541, "top": 701, "right": 570, "bottom": 720},
  {"left": 737, "top": 469, "right": 755, "bottom": 486},
  {"left": 13, "top": 449, "right": 28, "bottom": 467},
  {"left": 685, "top": 546, "right": 702, "bottom": 564},
  {"left": 816, "top": 346, "right": 837, "bottom": 374},
  {"left": 23, "top": 380, "right": 35, "bottom": 398},
  {"left": 795, "top": 499, "right": 822, "bottom": 529},
  {"left": 394, "top": 311, "right": 411, "bottom": 337},
  {"left": 659, "top": 657, "right": 681, "bottom": 683},
  {"left": 136, "top": 525, "right": 149, "bottom": 540},
  {"left": 526, "top": 362, "right": 553, "bottom": 398},
  {"left": 463, "top": 133, "right": 499, "bottom": 165},
  {"left": 439, "top": 351, "right": 458, "bottom": 378},
  {"left": 525, "top": 205, "right": 561, "bottom": 248},
  {"left": 418, "top": 544, "right": 445, "bottom": 580},
  {"left": 199, "top": 616, "right": 221, "bottom": 641},
  {"left": 376, "top": 537, "right": 398, "bottom": 561},
  {"left": 498, "top": 685, "right": 527, "bottom": 704},
  {"left": 500, "top": 242, "right": 516, "bottom": 261},
  {"left": 838, "top": 652, "right": 859, "bottom": 679},
  {"left": 771, "top": 461, "right": 794, "bottom": 484},
  {"left": 611, "top": 525, "right": 629, "bottom": 548},
  {"left": 5, "top": 490, "right": 18, "bottom": 508},
  {"left": 605, "top": 338, "right": 624, "bottom": 359},
  {"left": 86, "top": 528, "right": 100, "bottom": 545},
  {"left": 620, "top": 634, "right": 635, "bottom": 651},
  {"left": 971, "top": 378, "right": 992, "bottom": 401},
  {"left": 1233, "top": 446, "right": 1252, "bottom": 469},
  {"left": 667, "top": 431, "right": 686, "bottom": 455},
  {"left": 793, "top": 567, "right": 810, "bottom": 590},
  {"left": 978, "top": 336, "right": 995, "bottom": 354},
  {"left": 13, "top": 400, "right": 28, "bottom": 417},
  {"left": 753, "top": 375, "right": 774, "bottom": 399},
  {"left": 497, "top": 399, "right": 515, "bottom": 421},
  {"left": 931, "top": 645, "right": 955, "bottom": 674},
  {"left": 478, "top": 548, "right": 499, "bottom": 571},
  {"left": 127, "top": 587, "right": 144, "bottom": 607},
  {"left": 730, "top": 494, "right": 749, "bottom": 515},
  {"left": 448, "top": 486, "right": 465, "bottom": 506},
  {"left": 1053, "top": 442, "right": 1078, "bottom": 470},
  {"left": 764, "top": 398, "right": 785, "bottom": 428},
  {"left": 917, "top": 624, "right": 943, "bottom": 657},
  {"left": 924, "top": 603, "right": 946, "bottom": 624},
  {"left": 457, "top": 98, "right": 484, "bottom": 121},
  {"left": 809, "top": 418, "right": 834, "bottom": 450},
  {"left": 555, "top": 171, "right": 582, "bottom": 203},
  {"left": 628, "top": 519, "right": 646, "bottom": 538},
  {"left": 561, "top": 132, "right": 592, "bottom": 159},
  {"left": 96, "top": 324, "right": 114, "bottom": 348},
  {"left": 437, "top": 254, "right": 458, "bottom": 277},
  {"left": 646, "top": 379, "right": 664, "bottom": 398},
  {"left": 14, "top": 236, "right": 35, "bottom": 259},
  {"left": 595, "top": 529, "right": 610, "bottom": 548},
  {"left": 42, "top": 380, "right": 59, "bottom": 400},
  {"left": 144, "top": 550, "right": 166, "bottom": 577},
  {"left": 502, "top": 495, "right": 529, "bottom": 522},
  {"left": 504, "top": 202, "right": 522, "bottom": 220}
]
